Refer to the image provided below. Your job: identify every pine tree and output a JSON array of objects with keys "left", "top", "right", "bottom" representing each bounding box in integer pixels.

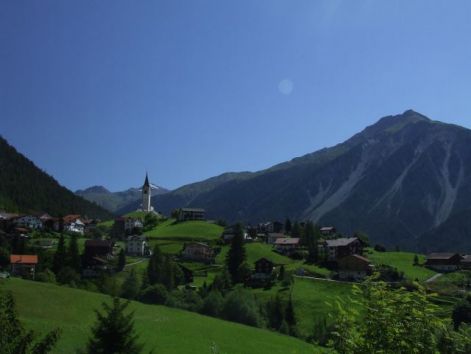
[
  {"left": 67, "top": 233, "right": 81, "bottom": 273},
  {"left": 305, "top": 222, "right": 319, "bottom": 263},
  {"left": 161, "top": 256, "right": 176, "bottom": 290},
  {"left": 147, "top": 245, "right": 163, "bottom": 285},
  {"left": 121, "top": 269, "right": 140, "bottom": 300},
  {"left": 0, "top": 291, "right": 61, "bottom": 353},
  {"left": 52, "top": 234, "right": 67, "bottom": 275},
  {"left": 85, "top": 297, "right": 143, "bottom": 354},
  {"left": 413, "top": 254, "right": 419, "bottom": 266},
  {"left": 291, "top": 221, "right": 301, "bottom": 238},
  {"left": 225, "top": 223, "right": 246, "bottom": 284},
  {"left": 118, "top": 248, "right": 126, "bottom": 272},
  {"left": 284, "top": 218, "right": 292, "bottom": 235},
  {"left": 285, "top": 295, "right": 297, "bottom": 335},
  {"left": 278, "top": 265, "right": 285, "bottom": 281}
]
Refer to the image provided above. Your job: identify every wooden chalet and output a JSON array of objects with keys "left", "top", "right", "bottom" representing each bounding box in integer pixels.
[
  {"left": 425, "top": 253, "right": 462, "bottom": 272},
  {"left": 10, "top": 254, "right": 38, "bottom": 279}
]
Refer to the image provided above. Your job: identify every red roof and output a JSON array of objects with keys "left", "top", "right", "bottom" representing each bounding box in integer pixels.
[
  {"left": 10, "top": 254, "right": 38, "bottom": 264},
  {"left": 63, "top": 214, "right": 81, "bottom": 223}
]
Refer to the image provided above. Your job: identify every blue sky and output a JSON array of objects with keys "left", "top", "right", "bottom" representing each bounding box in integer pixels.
[{"left": 1, "top": 1, "right": 471, "bottom": 191}]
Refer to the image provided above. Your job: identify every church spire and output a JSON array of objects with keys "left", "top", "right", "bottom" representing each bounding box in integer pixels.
[{"left": 143, "top": 172, "right": 150, "bottom": 188}]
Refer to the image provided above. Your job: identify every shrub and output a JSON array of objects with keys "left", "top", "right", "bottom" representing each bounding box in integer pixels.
[
  {"left": 221, "top": 287, "right": 263, "bottom": 327},
  {"left": 35, "top": 269, "right": 56, "bottom": 283},
  {"left": 139, "top": 284, "right": 168, "bottom": 305},
  {"left": 374, "top": 244, "right": 386, "bottom": 252},
  {"left": 201, "top": 290, "right": 225, "bottom": 317}
]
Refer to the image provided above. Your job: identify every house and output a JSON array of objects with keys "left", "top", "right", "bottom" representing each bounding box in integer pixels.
[
  {"left": 220, "top": 226, "right": 251, "bottom": 244},
  {"left": 176, "top": 208, "right": 206, "bottom": 222},
  {"left": 425, "top": 253, "right": 463, "bottom": 272},
  {"left": 10, "top": 254, "right": 38, "bottom": 279},
  {"left": 250, "top": 258, "right": 276, "bottom": 286},
  {"left": 61, "top": 215, "right": 85, "bottom": 234},
  {"left": 274, "top": 237, "right": 300, "bottom": 255},
  {"left": 267, "top": 233, "right": 286, "bottom": 244},
  {"left": 337, "top": 255, "right": 373, "bottom": 280},
  {"left": 320, "top": 237, "right": 363, "bottom": 261},
  {"left": 39, "top": 214, "right": 56, "bottom": 230},
  {"left": 83, "top": 218, "right": 100, "bottom": 235},
  {"left": 461, "top": 255, "right": 471, "bottom": 270},
  {"left": 82, "top": 239, "right": 115, "bottom": 276},
  {"left": 181, "top": 242, "right": 215, "bottom": 263},
  {"left": 0, "top": 212, "right": 19, "bottom": 232},
  {"left": 126, "top": 235, "right": 151, "bottom": 257},
  {"left": 14, "top": 215, "right": 43, "bottom": 230},
  {"left": 258, "top": 221, "right": 284, "bottom": 234},
  {"left": 115, "top": 216, "right": 143, "bottom": 235},
  {"left": 320, "top": 226, "right": 336, "bottom": 237}
]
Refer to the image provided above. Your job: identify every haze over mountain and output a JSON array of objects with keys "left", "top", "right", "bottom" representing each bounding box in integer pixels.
[
  {"left": 0, "top": 136, "right": 112, "bottom": 219},
  {"left": 76, "top": 184, "right": 169, "bottom": 213},
  {"left": 120, "top": 110, "right": 471, "bottom": 251}
]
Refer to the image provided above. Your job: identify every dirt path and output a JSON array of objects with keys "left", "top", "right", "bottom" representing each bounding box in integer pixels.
[{"left": 424, "top": 273, "right": 443, "bottom": 283}]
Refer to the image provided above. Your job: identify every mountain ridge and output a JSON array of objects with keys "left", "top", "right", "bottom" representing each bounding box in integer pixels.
[{"left": 119, "top": 110, "right": 471, "bottom": 251}]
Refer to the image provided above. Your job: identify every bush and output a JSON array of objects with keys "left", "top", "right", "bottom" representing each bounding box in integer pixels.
[
  {"left": 374, "top": 244, "right": 386, "bottom": 252},
  {"left": 221, "top": 287, "right": 263, "bottom": 327},
  {"left": 139, "top": 284, "right": 168, "bottom": 305},
  {"left": 166, "top": 289, "right": 203, "bottom": 312},
  {"left": 56, "top": 266, "right": 80, "bottom": 286},
  {"left": 35, "top": 269, "right": 56, "bottom": 283},
  {"left": 201, "top": 290, "right": 224, "bottom": 317}
]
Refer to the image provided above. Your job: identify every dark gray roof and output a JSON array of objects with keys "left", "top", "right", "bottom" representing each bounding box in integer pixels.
[
  {"left": 426, "top": 253, "right": 461, "bottom": 260},
  {"left": 325, "top": 237, "right": 358, "bottom": 247},
  {"left": 180, "top": 208, "right": 205, "bottom": 212}
]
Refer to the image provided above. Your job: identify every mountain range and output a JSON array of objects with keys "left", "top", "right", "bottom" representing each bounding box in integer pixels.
[
  {"left": 0, "top": 136, "right": 112, "bottom": 220},
  {"left": 76, "top": 185, "right": 169, "bottom": 213},
  {"left": 118, "top": 110, "right": 471, "bottom": 252}
]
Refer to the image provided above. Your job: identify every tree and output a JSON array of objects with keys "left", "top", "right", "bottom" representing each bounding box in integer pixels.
[
  {"left": 143, "top": 213, "right": 158, "bottom": 231},
  {"left": 291, "top": 222, "right": 301, "bottom": 239},
  {"left": 0, "top": 291, "right": 60, "bottom": 354},
  {"left": 117, "top": 249, "right": 126, "bottom": 272},
  {"left": 211, "top": 268, "right": 232, "bottom": 293},
  {"left": 284, "top": 219, "right": 292, "bottom": 235},
  {"left": 52, "top": 234, "right": 66, "bottom": 275},
  {"left": 329, "top": 279, "right": 447, "bottom": 354},
  {"left": 85, "top": 298, "right": 143, "bottom": 354},
  {"left": 121, "top": 269, "right": 140, "bottom": 300},
  {"left": 67, "top": 233, "right": 81, "bottom": 273},
  {"left": 225, "top": 223, "right": 246, "bottom": 284},
  {"left": 139, "top": 284, "right": 168, "bottom": 305},
  {"left": 278, "top": 265, "right": 285, "bottom": 281},
  {"left": 161, "top": 256, "right": 176, "bottom": 290},
  {"left": 222, "top": 287, "right": 262, "bottom": 327},
  {"left": 201, "top": 290, "right": 224, "bottom": 317},
  {"left": 285, "top": 295, "right": 297, "bottom": 335},
  {"left": 413, "top": 254, "right": 419, "bottom": 266},
  {"left": 452, "top": 296, "right": 471, "bottom": 330},
  {"left": 305, "top": 222, "right": 319, "bottom": 263},
  {"left": 146, "top": 245, "right": 164, "bottom": 285}
]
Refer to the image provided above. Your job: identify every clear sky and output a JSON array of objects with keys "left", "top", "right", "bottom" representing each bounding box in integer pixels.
[{"left": 1, "top": 1, "right": 471, "bottom": 192}]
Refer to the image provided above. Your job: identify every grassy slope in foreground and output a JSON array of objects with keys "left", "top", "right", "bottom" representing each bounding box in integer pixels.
[
  {"left": 367, "top": 249, "right": 436, "bottom": 281},
  {"left": 2, "top": 278, "right": 323, "bottom": 354}
]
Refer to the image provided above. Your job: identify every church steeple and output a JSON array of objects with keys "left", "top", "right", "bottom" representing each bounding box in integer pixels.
[
  {"left": 142, "top": 172, "right": 152, "bottom": 212},
  {"left": 143, "top": 172, "right": 150, "bottom": 188}
]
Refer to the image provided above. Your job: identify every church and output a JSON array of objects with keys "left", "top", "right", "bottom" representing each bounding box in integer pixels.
[{"left": 141, "top": 173, "right": 154, "bottom": 212}]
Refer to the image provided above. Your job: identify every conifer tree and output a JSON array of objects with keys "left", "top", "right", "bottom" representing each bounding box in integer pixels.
[
  {"left": 291, "top": 221, "right": 301, "bottom": 239},
  {"left": 85, "top": 297, "right": 143, "bottom": 354},
  {"left": 161, "top": 256, "right": 176, "bottom": 290},
  {"left": 0, "top": 291, "right": 61, "bottom": 353},
  {"left": 305, "top": 222, "right": 319, "bottom": 263},
  {"left": 147, "top": 245, "right": 163, "bottom": 285},
  {"left": 121, "top": 269, "right": 140, "bottom": 300},
  {"left": 413, "top": 254, "right": 419, "bottom": 266},
  {"left": 285, "top": 295, "right": 297, "bottom": 335},
  {"left": 118, "top": 249, "right": 126, "bottom": 272},
  {"left": 225, "top": 223, "right": 246, "bottom": 284},
  {"left": 278, "top": 265, "right": 285, "bottom": 281},
  {"left": 284, "top": 218, "right": 292, "bottom": 235},
  {"left": 52, "top": 234, "right": 67, "bottom": 275},
  {"left": 67, "top": 233, "right": 81, "bottom": 273}
]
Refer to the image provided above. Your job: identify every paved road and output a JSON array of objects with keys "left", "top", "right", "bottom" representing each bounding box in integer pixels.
[
  {"left": 424, "top": 273, "right": 443, "bottom": 283},
  {"left": 124, "top": 258, "right": 146, "bottom": 268}
]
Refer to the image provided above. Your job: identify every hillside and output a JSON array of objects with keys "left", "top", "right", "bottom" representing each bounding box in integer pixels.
[
  {"left": 0, "top": 136, "right": 112, "bottom": 219},
  {"left": 2, "top": 278, "right": 322, "bottom": 354},
  {"left": 77, "top": 185, "right": 169, "bottom": 213},
  {"left": 120, "top": 110, "right": 471, "bottom": 251}
]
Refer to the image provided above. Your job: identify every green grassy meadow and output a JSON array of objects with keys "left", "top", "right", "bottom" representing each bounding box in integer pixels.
[
  {"left": 367, "top": 249, "right": 436, "bottom": 281},
  {"left": 2, "top": 278, "right": 325, "bottom": 354},
  {"left": 145, "top": 219, "right": 224, "bottom": 241}
]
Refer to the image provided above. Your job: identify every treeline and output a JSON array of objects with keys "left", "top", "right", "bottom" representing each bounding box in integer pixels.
[{"left": 0, "top": 136, "right": 112, "bottom": 219}]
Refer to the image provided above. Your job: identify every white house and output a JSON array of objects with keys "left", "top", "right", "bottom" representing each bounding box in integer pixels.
[
  {"left": 14, "top": 215, "right": 43, "bottom": 230},
  {"left": 126, "top": 235, "right": 151, "bottom": 257}
]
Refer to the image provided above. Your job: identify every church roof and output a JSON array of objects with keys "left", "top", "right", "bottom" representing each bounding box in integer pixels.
[{"left": 143, "top": 173, "right": 150, "bottom": 188}]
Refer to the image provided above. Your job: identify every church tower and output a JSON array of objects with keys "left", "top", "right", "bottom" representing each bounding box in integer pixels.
[{"left": 142, "top": 173, "right": 152, "bottom": 212}]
